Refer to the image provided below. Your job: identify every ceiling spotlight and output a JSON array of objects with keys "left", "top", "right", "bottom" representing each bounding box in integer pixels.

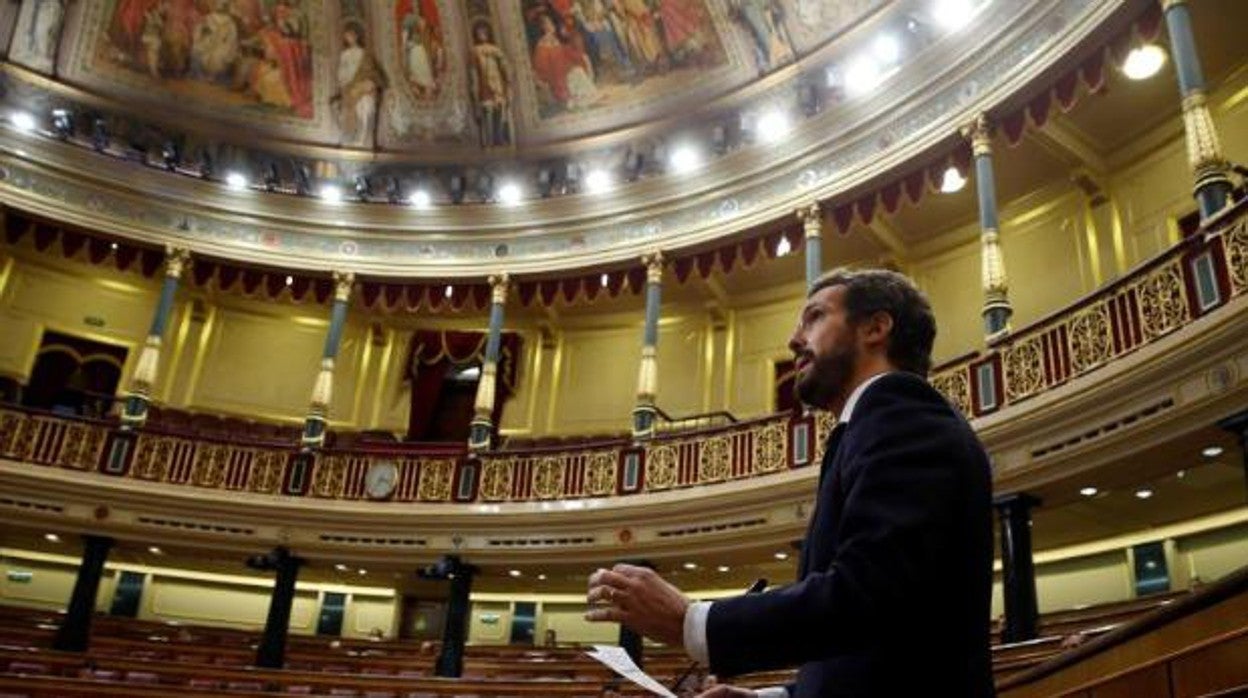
[
  {"left": 844, "top": 57, "right": 884, "bottom": 97},
  {"left": 109, "top": 242, "right": 119, "bottom": 251},
  {"left": 443, "top": 285, "right": 453, "bottom": 299},
  {"left": 320, "top": 185, "right": 343, "bottom": 204},
  {"left": 1122, "top": 44, "right": 1166, "bottom": 81},
  {"left": 755, "top": 110, "right": 792, "bottom": 143},
  {"left": 225, "top": 171, "right": 248, "bottom": 191},
  {"left": 334, "top": 563, "right": 348, "bottom": 571},
  {"left": 940, "top": 166, "right": 966, "bottom": 193},
  {"left": 497, "top": 181, "right": 523, "bottom": 206},
  {"left": 284, "top": 275, "right": 294, "bottom": 286},
  {"left": 774, "top": 552, "right": 789, "bottom": 561},
  {"left": 147, "top": 546, "right": 163, "bottom": 555},
  {"left": 537, "top": 573, "right": 547, "bottom": 581},
  {"left": 10, "top": 111, "right": 36, "bottom": 132},
  {"left": 44, "top": 533, "right": 60, "bottom": 543},
  {"left": 873, "top": 34, "right": 902, "bottom": 64},
  {"left": 585, "top": 169, "right": 613, "bottom": 194},
  {"left": 717, "top": 565, "right": 730, "bottom": 573},
  {"left": 775, "top": 236, "right": 792, "bottom": 257},
  {"left": 932, "top": 0, "right": 974, "bottom": 31},
  {"left": 669, "top": 145, "right": 701, "bottom": 174},
  {"left": 410, "top": 189, "right": 432, "bottom": 209},
  {"left": 51, "top": 109, "right": 73, "bottom": 139},
  {"left": 600, "top": 272, "right": 609, "bottom": 288},
  {"left": 1135, "top": 488, "right": 1154, "bottom": 500},
  {"left": 508, "top": 569, "right": 522, "bottom": 578},
  {"left": 1201, "top": 445, "right": 1223, "bottom": 458},
  {"left": 682, "top": 562, "right": 698, "bottom": 570},
  {"left": 357, "top": 568, "right": 367, "bottom": 575},
  {"left": 1079, "top": 486, "right": 1098, "bottom": 497}
]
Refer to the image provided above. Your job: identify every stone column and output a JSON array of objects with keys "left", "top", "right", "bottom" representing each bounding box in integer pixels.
[
  {"left": 435, "top": 558, "right": 476, "bottom": 678},
  {"left": 469, "top": 273, "right": 509, "bottom": 451},
  {"left": 121, "top": 247, "right": 191, "bottom": 428},
  {"left": 301, "top": 271, "right": 354, "bottom": 449},
  {"left": 253, "top": 547, "right": 305, "bottom": 669},
  {"left": 963, "top": 115, "right": 1013, "bottom": 340},
  {"left": 798, "top": 202, "right": 823, "bottom": 289},
  {"left": 52, "top": 535, "right": 115, "bottom": 652},
  {"left": 995, "top": 493, "right": 1041, "bottom": 643},
  {"left": 632, "top": 252, "right": 664, "bottom": 440},
  {"left": 1162, "top": 0, "right": 1233, "bottom": 220}
]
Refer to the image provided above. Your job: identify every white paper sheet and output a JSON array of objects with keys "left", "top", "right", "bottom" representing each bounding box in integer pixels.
[{"left": 585, "top": 644, "right": 678, "bottom": 697}]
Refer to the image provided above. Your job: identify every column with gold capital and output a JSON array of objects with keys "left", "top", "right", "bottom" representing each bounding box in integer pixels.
[
  {"left": 798, "top": 202, "right": 823, "bottom": 289},
  {"left": 1162, "top": 0, "right": 1233, "bottom": 220},
  {"left": 300, "top": 270, "right": 354, "bottom": 448},
  {"left": 469, "top": 273, "right": 509, "bottom": 451},
  {"left": 962, "top": 114, "right": 1013, "bottom": 340},
  {"left": 632, "top": 252, "right": 664, "bottom": 440},
  {"left": 121, "top": 246, "right": 191, "bottom": 428}
]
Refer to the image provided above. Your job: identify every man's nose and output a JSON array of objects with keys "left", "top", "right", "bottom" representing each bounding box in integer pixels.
[{"left": 787, "top": 328, "right": 804, "bottom": 356}]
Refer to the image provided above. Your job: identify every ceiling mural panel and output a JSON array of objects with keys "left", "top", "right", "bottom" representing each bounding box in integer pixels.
[
  {"left": 9, "top": 0, "right": 65, "bottom": 75},
  {"left": 779, "top": 0, "right": 887, "bottom": 54}
]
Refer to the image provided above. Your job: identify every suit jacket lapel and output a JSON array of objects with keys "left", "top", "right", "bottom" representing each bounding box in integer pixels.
[{"left": 799, "top": 421, "right": 846, "bottom": 579}]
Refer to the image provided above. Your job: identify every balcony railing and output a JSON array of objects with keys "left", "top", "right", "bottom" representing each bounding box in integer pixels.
[{"left": 1, "top": 203, "right": 1244, "bottom": 504}]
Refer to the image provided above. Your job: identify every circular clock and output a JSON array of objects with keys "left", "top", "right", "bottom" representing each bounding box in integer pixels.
[{"left": 364, "top": 461, "right": 398, "bottom": 500}]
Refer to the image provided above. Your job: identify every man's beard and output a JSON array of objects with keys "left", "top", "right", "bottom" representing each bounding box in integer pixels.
[{"left": 795, "top": 345, "right": 855, "bottom": 409}]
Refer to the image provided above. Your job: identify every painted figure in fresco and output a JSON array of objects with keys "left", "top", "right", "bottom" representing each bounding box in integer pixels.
[
  {"left": 572, "top": 0, "right": 634, "bottom": 82},
  {"left": 531, "top": 12, "right": 598, "bottom": 113},
  {"left": 397, "top": 0, "right": 445, "bottom": 100},
  {"left": 191, "top": 0, "right": 240, "bottom": 82},
  {"left": 733, "top": 0, "right": 795, "bottom": 72},
  {"left": 468, "top": 20, "right": 512, "bottom": 147},
  {"left": 139, "top": 3, "right": 164, "bottom": 77},
  {"left": 255, "top": 0, "right": 313, "bottom": 116},
  {"left": 334, "top": 20, "right": 387, "bottom": 147},
  {"left": 23, "top": 0, "right": 64, "bottom": 68},
  {"left": 617, "top": 0, "right": 664, "bottom": 73},
  {"left": 655, "top": 0, "right": 712, "bottom": 66}
]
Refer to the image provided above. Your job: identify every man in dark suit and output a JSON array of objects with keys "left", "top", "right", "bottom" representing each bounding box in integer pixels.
[{"left": 586, "top": 268, "right": 994, "bottom": 697}]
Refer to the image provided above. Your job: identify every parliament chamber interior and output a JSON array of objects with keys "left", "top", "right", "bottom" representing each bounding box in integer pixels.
[{"left": 0, "top": 0, "right": 1246, "bottom": 695}]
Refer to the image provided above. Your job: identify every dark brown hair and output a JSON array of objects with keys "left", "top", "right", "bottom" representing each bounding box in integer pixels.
[{"left": 809, "top": 267, "right": 936, "bottom": 376}]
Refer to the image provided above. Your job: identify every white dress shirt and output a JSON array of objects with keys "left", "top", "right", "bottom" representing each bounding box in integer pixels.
[{"left": 681, "top": 372, "right": 891, "bottom": 697}]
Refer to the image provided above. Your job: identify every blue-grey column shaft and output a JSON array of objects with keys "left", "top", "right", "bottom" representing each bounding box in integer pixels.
[
  {"left": 1162, "top": 0, "right": 1232, "bottom": 220},
  {"left": 301, "top": 271, "right": 354, "bottom": 448},
  {"left": 469, "top": 274, "right": 509, "bottom": 451},
  {"left": 632, "top": 252, "right": 664, "bottom": 439},
  {"left": 799, "top": 202, "right": 823, "bottom": 289},
  {"left": 963, "top": 115, "right": 1013, "bottom": 339},
  {"left": 122, "top": 247, "right": 191, "bottom": 427}
]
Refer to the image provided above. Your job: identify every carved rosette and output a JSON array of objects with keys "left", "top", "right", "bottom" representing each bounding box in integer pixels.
[
  {"left": 931, "top": 368, "right": 972, "bottom": 417},
  {"left": 1004, "top": 337, "right": 1046, "bottom": 403},
  {"left": 248, "top": 452, "right": 284, "bottom": 494},
  {"left": 532, "top": 457, "right": 565, "bottom": 499},
  {"left": 1225, "top": 220, "right": 1247, "bottom": 295},
  {"left": 645, "top": 444, "right": 678, "bottom": 491},
  {"left": 480, "top": 459, "right": 514, "bottom": 501},
  {"left": 584, "top": 452, "right": 617, "bottom": 496},
  {"left": 1067, "top": 303, "right": 1113, "bottom": 375},
  {"left": 752, "top": 421, "right": 787, "bottom": 474},
  {"left": 698, "top": 435, "right": 732, "bottom": 483},
  {"left": 311, "top": 456, "right": 346, "bottom": 498},
  {"left": 1135, "top": 261, "right": 1189, "bottom": 340},
  {"left": 418, "top": 460, "right": 454, "bottom": 501}
]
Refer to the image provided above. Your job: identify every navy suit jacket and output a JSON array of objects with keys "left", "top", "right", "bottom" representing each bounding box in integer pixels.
[{"left": 706, "top": 372, "right": 994, "bottom": 697}]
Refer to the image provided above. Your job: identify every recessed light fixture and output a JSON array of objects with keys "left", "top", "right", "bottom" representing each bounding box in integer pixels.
[
  {"left": 873, "top": 34, "right": 902, "bottom": 64},
  {"left": 320, "top": 185, "right": 343, "bottom": 204},
  {"left": 410, "top": 189, "right": 432, "bottom": 209},
  {"left": 933, "top": 0, "right": 974, "bottom": 32},
  {"left": 843, "top": 56, "right": 883, "bottom": 97},
  {"left": 334, "top": 563, "right": 348, "bottom": 571},
  {"left": 682, "top": 562, "right": 698, "bottom": 570},
  {"left": 357, "top": 568, "right": 367, "bottom": 576},
  {"left": 755, "top": 110, "right": 792, "bottom": 143},
  {"left": 225, "top": 172, "right": 248, "bottom": 191},
  {"left": 668, "top": 145, "right": 701, "bottom": 174},
  {"left": 44, "top": 533, "right": 60, "bottom": 543},
  {"left": 284, "top": 275, "right": 293, "bottom": 286},
  {"left": 775, "top": 236, "right": 792, "bottom": 257},
  {"left": 1122, "top": 44, "right": 1166, "bottom": 81},
  {"left": 600, "top": 273, "right": 609, "bottom": 288},
  {"left": 10, "top": 111, "right": 36, "bottom": 132},
  {"left": 774, "top": 552, "right": 789, "bottom": 561},
  {"left": 940, "top": 166, "right": 966, "bottom": 193},
  {"left": 537, "top": 573, "right": 547, "bottom": 581},
  {"left": 443, "top": 285, "right": 453, "bottom": 299},
  {"left": 1079, "top": 486, "right": 1098, "bottom": 497},
  {"left": 109, "top": 242, "right": 119, "bottom": 251},
  {"left": 1201, "top": 445, "right": 1223, "bottom": 458},
  {"left": 717, "top": 565, "right": 730, "bottom": 573},
  {"left": 585, "top": 169, "right": 613, "bottom": 194},
  {"left": 1135, "top": 488, "right": 1154, "bottom": 500},
  {"left": 148, "top": 546, "right": 163, "bottom": 555},
  {"left": 508, "top": 569, "right": 522, "bottom": 578},
  {"left": 497, "top": 181, "right": 523, "bottom": 206}
]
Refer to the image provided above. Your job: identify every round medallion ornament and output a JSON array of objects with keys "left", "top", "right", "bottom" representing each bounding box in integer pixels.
[{"left": 364, "top": 461, "right": 398, "bottom": 500}]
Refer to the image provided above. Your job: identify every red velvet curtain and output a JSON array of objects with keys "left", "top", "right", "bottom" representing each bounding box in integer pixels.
[{"left": 405, "top": 330, "right": 521, "bottom": 440}]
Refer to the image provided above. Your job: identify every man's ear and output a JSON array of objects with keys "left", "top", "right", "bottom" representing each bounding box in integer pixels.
[{"left": 861, "top": 310, "right": 894, "bottom": 348}]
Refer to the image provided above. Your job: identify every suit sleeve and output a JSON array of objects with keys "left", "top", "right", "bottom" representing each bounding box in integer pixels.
[{"left": 705, "top": 389, "right": 970, "bottom": 676}]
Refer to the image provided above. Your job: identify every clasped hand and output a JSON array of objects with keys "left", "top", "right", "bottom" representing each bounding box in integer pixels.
[{"left": 584, "top": 563, "right": 690, "bottom": 648}]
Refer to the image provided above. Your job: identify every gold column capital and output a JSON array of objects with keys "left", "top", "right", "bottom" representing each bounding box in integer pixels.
[
  {"left": 961, "top": 113, "right": 993, "bottom": 157},
  {"left": 488, "top": 272, "right": 510, "bottom": 304},
  {"left": 164, "top": 246, "right": 192, "bottom": 280},
  {"left": 332, "top": 270, "right": 355, "bottom": 302},
  {"left": 642, "top": 251, "right": 665, "bottom": 284},
  {"left": 797, "top": 202, "right": 822, "bottom": 239}
]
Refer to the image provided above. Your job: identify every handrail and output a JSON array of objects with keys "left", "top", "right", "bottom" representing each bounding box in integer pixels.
[{"left": 653, "top": 405, "right": 739, "bottom": 434}]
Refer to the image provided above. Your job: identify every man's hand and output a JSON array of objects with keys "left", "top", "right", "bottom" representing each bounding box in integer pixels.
[
  {"left": 585, "top": 564, "right": 690, "bottom": 647},
  {"left": 696, "top": 686, "right": 758, "bottom": 697}
]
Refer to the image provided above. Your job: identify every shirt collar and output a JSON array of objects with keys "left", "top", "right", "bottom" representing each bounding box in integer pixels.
[{"left": 838, "top": 371, "right": 891, "bottom": 424}]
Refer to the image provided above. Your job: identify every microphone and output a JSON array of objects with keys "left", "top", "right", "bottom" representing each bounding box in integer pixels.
[{"left": 668, "top": 579, "right": 768, "bottom": 692}]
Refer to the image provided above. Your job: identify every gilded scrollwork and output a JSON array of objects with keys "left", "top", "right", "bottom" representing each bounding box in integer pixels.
[
  {"left": 1135, "top": 261, "right": 1189, "bottom": 340},
  {"left": 698, "top": 436, "right": 732, "bottom": 483},
  {"left": 1066, "top": 303, "right": 1113, "bottom": 375},
  {"left": 812, "top": 410, "right": 836, "bottom": 461},
  {"left": 1226, "top": 220, "right": 1247, "bottom": 295},
  {"left": 310, "top": 455, "right": 345, "bottom": 498},
  {"left": 532, "top": 457, "right": 566, "bottom": 499},
  {"left": 0, "top": 409, "right": 23, "bottom": 456},
  {"left": 192, "top": 444, "right": 226, "bottom": 488},
  {"left": 1004, "top": 337, "right": 1045, "bottom": 402},
  {"left": 131, "top": 436, "right": 172, "bottom": 481},
  {"left": 418, "top": 459, "right": 454, "bottom": 501},
  {"left": 248, "top": 452, "right": 284, "bottom": 494},
  {"left": 645, "top": 444, "right": 678, "bottom": 491},
  {"left": 480, "top": 459, "right": 514, "bottom": 501},
  {"left": 752, "top": 422, "right": 787, "bottom": 474},
  {"left": 584, "top": 452, "right": 617, "bottom": 496},
  {"left": 56, "top": 422, "right": 105, "bottom": 470},
  {"left": 931, "top": 368, "right": 972, "bottom": 417}
]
